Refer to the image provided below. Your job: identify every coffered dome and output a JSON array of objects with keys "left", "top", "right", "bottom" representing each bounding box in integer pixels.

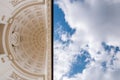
[{"left": 3, "top": 3, "right": 47, "bottom": 77}]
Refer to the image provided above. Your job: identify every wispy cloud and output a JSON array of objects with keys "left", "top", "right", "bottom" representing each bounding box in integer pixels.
[
  {"left": 54, "top": 0, "right": 120, "bottom": 80},
  {"left": 55, "top": 0, "right": 120, "bottom": 44}
]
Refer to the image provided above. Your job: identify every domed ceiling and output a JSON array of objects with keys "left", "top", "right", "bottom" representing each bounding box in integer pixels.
[{"left": 0, "top": 0, "right": 51, "bottom": 80}]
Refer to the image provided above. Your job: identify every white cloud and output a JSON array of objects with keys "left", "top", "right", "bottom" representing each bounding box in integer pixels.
[
  {"left": 54, "top": 0, "right": 120, "bottom": 80},
  {"left": 54, "top": 41, "right": 75, "bottom": 80},
  {"left": 61, "top": 33, "right": 69, "bottom": 42},
  {"left": 55, "top": 0, "right": 120, "bottom": 44}
]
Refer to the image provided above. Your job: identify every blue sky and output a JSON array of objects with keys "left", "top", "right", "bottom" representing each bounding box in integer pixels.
[
  {"left": 54, "top": 3, "right": 87, "bottom": 77},
  {"left": 54, "top": 0, "right": 120, "bottom": 80},
  {"left": 54, "top": 4, "right": 75, "bottom": 41},
  {"left": 54, "top": 2, "right": 93, "bottom": 79}
]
